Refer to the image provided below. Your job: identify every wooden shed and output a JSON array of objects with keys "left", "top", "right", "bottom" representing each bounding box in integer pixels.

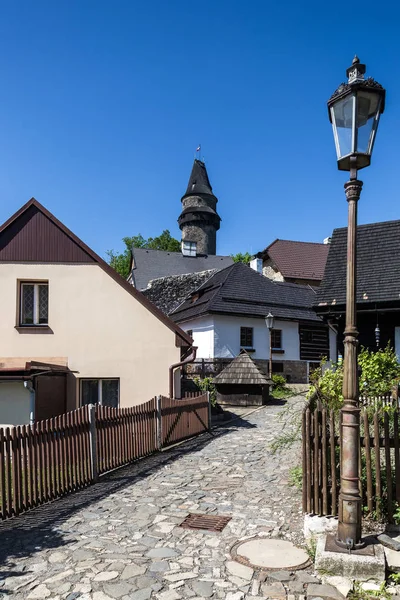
[{"left": 213, "top": 350, "right": 272, "bottom": 406}]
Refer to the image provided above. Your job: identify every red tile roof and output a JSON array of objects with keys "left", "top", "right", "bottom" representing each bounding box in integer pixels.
[{"left": 263, "top": 239, "right": 330, "bottom": 281}]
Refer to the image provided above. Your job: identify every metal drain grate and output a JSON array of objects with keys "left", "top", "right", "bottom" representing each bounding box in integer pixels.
[{"left": 180, "top": 513, "right": 231, "bottom": 532}]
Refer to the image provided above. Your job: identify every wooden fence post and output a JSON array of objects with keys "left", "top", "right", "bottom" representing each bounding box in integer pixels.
[
  {"left": 88, "top": 404, "right": 98, "bottom": 482},
  {"left": 156, "top": 395, "right": 162, "bottom": 450}
]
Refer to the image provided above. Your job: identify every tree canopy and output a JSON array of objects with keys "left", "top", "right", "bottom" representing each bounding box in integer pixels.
[
  {"left": 231, "top": 252, "right": 253, "bottom": 265},
  {"left": 107, "top": 230, "right": 181, "bottom": 279}
]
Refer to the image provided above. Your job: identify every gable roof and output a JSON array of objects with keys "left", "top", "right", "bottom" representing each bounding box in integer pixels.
[
  {"left": 0, "top": 198, "right": 192, "bottom": 346},
  {"left": 131, "top": 247, "right": 233, "bottom": 291},
  {"left": 259, "top": 239, "right": 330, "bottom": 281},
  {"left": 183, "top": 159, "right": 214, "bottom": 198},
  {"left": 170, "top": 262, "right": 321, "bottom": 324},
  {"left": 213, "top": 349, "right": 271, "bottom": 385},
  {"left": 316, "top": 219, "right": 400, "bottom": 309}
]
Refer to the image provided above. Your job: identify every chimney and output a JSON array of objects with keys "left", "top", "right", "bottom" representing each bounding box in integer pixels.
[
  {"left": 250, "top": 258, "right": 263, "bottom": 273},
  {"left": 323, "top": 236, "right": 332, "bottom": 245}
]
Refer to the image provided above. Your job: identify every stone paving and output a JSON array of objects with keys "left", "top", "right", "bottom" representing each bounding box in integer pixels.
[{"left": 0, "top": 395, "right": 323, "bottom": 600}]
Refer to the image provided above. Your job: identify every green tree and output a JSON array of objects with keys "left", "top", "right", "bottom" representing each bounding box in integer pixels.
[
  {"left": 107, "top": 230, "right": 181, "bottom": 279},
  {"left": 231, "top": 252, "right": 253, "bottom": 265}
]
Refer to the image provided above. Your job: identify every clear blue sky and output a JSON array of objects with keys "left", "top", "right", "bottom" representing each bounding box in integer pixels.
[{"left": 0, "top": 1, "right": 399, "bottom": 258}]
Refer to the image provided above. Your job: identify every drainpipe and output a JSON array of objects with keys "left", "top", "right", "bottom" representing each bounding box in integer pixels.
[
  {"left": 169, "top": 346, "right": 197, "bottom": 399},
  {"left": 24, "top": 380, "right": 35, "bottom": 425}
]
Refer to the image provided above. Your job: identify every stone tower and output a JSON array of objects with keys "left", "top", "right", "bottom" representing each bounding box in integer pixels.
[{"left": 178, "top": 159, "right": 221, "bottom": 256}]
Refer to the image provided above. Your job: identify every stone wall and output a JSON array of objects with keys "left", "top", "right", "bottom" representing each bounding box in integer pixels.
[
  {"left": 262, "top": 261, "right": 284, "bottom": 282},
  {"left": 182, "top": 223, "right": 217, "bottom": 255},
  {"left": 143, "top": 270, "right": 217, "bottom": 315},
  {"left": 185, "top": 358, "right": 309, "bottom": 384},
  {"left": 257, "top": 359, "right": 308, "bottom": 383}
]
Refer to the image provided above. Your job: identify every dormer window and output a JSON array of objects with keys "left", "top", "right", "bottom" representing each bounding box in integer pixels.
[{"left": 182, "top": 240, "right": 197, "bottom": 257}]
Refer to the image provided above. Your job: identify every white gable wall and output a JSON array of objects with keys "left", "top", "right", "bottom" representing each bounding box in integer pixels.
[{"left": 181, "top": 316, "right": 215, "bottom": 359}]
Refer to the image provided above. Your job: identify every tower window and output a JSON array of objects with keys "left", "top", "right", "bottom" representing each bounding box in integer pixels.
[{"left": 182, "top": 240, "right": 197, "bottom": 257}]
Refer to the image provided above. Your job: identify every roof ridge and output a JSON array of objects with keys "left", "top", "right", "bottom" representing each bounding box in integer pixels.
[
  {"left": 333, "top": 218, "right": 400, "bottom": 234},
  {"left": 272, "top": 239, "right": 327, "bottom": 247}
]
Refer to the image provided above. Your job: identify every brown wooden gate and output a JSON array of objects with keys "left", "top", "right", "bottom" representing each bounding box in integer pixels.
[{"left": 160, "top": 395, "right": 209, "bottom": 447}]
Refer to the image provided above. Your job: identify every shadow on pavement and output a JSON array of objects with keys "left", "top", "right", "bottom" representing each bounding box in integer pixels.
[{"left": 0, "top": 411, "right": 257, "bottom": 577}]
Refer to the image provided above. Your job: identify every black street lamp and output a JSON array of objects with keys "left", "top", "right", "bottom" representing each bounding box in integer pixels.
[
  {"left": 265, "top": 312, "right": 274, "bottom": 379},
  {"left": 327, "top": 57, "right": 386, "bottom": 550}
]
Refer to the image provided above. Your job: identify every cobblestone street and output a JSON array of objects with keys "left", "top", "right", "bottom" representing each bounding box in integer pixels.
[{"left": 0, "top": 397, "right": 311, "bottom": 600}]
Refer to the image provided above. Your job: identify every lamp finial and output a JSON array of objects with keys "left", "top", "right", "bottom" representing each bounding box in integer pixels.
[{"left": 346, "top": 56, "right": 366, "bottom": 84}]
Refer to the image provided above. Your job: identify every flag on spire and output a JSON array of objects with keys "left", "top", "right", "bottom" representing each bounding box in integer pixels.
[{"left": 196, "top": 145, "right": 201, "bottom": 152}]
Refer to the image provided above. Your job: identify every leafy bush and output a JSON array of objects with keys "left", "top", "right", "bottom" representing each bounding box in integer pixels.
[
  {"left": 288, "top": 465, "right": 303, "bottom": 489},
  {"left": 272, "top": 374, "right": 287, "bottom": 391},
  {"left": 193, "top": 376, "right": 217, "bottom": 406},
  {"left": 359, "top": 344, "right": 400, "bottom": 397},
  {"left": 308, "top": 345, "right": 400, "bottom": 411}
]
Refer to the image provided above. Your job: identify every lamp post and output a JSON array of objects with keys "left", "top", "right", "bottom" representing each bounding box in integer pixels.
[
  {"left": 265, "top": 312, "right": 274, "bottom": 378},
  {"left": 327, "top": 57, "right": 386, "bottom": 549}
]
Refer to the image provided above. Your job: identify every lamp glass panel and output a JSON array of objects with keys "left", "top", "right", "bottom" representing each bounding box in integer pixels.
[
  {"left": 265, "top": 314, "right": 274, "bottom": 329},
  {"left": 331, "top": 95, "right": 354, "bottom": 159},
  {"left": 356, "top": 90, "right": 381, "bottom": 155}
]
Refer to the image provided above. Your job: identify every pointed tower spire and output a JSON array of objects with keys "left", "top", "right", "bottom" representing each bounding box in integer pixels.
[{"left": 178, "top": 159, "right": 221, "bottom": 256}]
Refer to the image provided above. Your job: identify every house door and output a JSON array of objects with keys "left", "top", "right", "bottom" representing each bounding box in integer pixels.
[{"left": 35, "top": 375, "right": 67, "bottom": 422}]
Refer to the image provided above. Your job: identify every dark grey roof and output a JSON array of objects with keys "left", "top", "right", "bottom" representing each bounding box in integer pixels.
[
  {"left": 170, "top": 262, "right": 321, "bottom": 324},
  {"left": 183, "top": 159, "right": 214, "bottom": 198},
  {"left": 131, "top": 247, "right": 234, "bottom": 291},
  {"left": 214, "top": 350, "right": 271, "bottom": 385},
  {"left": 142, "top": 270, "right": 217, "bottom": 315},
  {"left": 316, "top": 219, "right": 400, "bottom": 309}
]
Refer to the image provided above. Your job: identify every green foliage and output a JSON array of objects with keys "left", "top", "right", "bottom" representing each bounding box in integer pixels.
[
  {"left": 288, "top": 465, "right": 302, "bottom": 489},
  {"left": 270, "top": 395, "right": 305, "bottom": 454},
  {"left": 393, "top": 502, "right": 400, "bottom": 525},
  {"left": 272, "top": 374, "right": 287, "bottom": 391},
  {"left": 308, "top": 345, "right": 400, "bottom": 411},
  {"left": 193, "top": 376, "right": 217, "bottom": 406},
  {"left": 306, "top": 537, "right": 317, "bottom": 562},
  {"left": 107, "top": 230, "right": 181, "bottom": 278},
  {"left": 359, "top": 344, "right": 400, "bottom": 397},
  {"left": 231, "top": 252, "right": 253, "bottom": 265},
  {"left": 349, "top": 581, "right": 390, "bottom": 600},
  {"left": 389, "top": 573, "right": 400, "bottom": 585}
]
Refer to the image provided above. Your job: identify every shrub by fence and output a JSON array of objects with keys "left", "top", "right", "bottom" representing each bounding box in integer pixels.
[
  {"left": 0, "top": 393, "right": 210, "bottom": 520},
  {"left": 302, "top": 394, "right": 400, "bottom": 522}
]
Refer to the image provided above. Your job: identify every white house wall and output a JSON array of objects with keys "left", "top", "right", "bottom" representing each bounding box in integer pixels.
[
  {"left": 329, "top": 327, "right": 338, "bottom": 363},
  {"left": 213, "top": 315, "right": 300, "bottom": 360},
  {"left": 181, "top": 316, "right": 215, "bottom": 359}
]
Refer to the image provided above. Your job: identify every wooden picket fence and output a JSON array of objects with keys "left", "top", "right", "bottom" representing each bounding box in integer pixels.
[
  {"left": 0, "top": 393, "right": 210, "bottom": 520},
  {"left": 160, "top": 395, "right": 210, "bottom": 447},
  {"left": 302, "top": 396, "right": 400, "bottom": 522}
]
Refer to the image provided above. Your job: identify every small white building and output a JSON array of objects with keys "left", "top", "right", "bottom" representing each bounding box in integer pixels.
[{"left": 170, "top": 263, "right": 336, "bottom": 383}]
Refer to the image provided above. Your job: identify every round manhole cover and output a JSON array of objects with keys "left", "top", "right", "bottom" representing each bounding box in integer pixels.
[{"left": 235, "top": 538, "right": 309, "bottom": 570}]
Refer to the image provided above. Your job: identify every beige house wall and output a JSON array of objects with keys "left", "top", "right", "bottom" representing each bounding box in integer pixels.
[{"left": 0, "top": 263, "right": 182, "bottom": 409}]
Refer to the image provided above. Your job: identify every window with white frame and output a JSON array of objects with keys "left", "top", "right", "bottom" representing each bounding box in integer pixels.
[
  {"left": 20, "top": 282, "right": 49, "bottom": 326},
  {"left": 80, "top": 379, "right": 119, "bottom": 408},
  {"left": 181, "top": 240, "right": 197, "bottom": 257}
]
